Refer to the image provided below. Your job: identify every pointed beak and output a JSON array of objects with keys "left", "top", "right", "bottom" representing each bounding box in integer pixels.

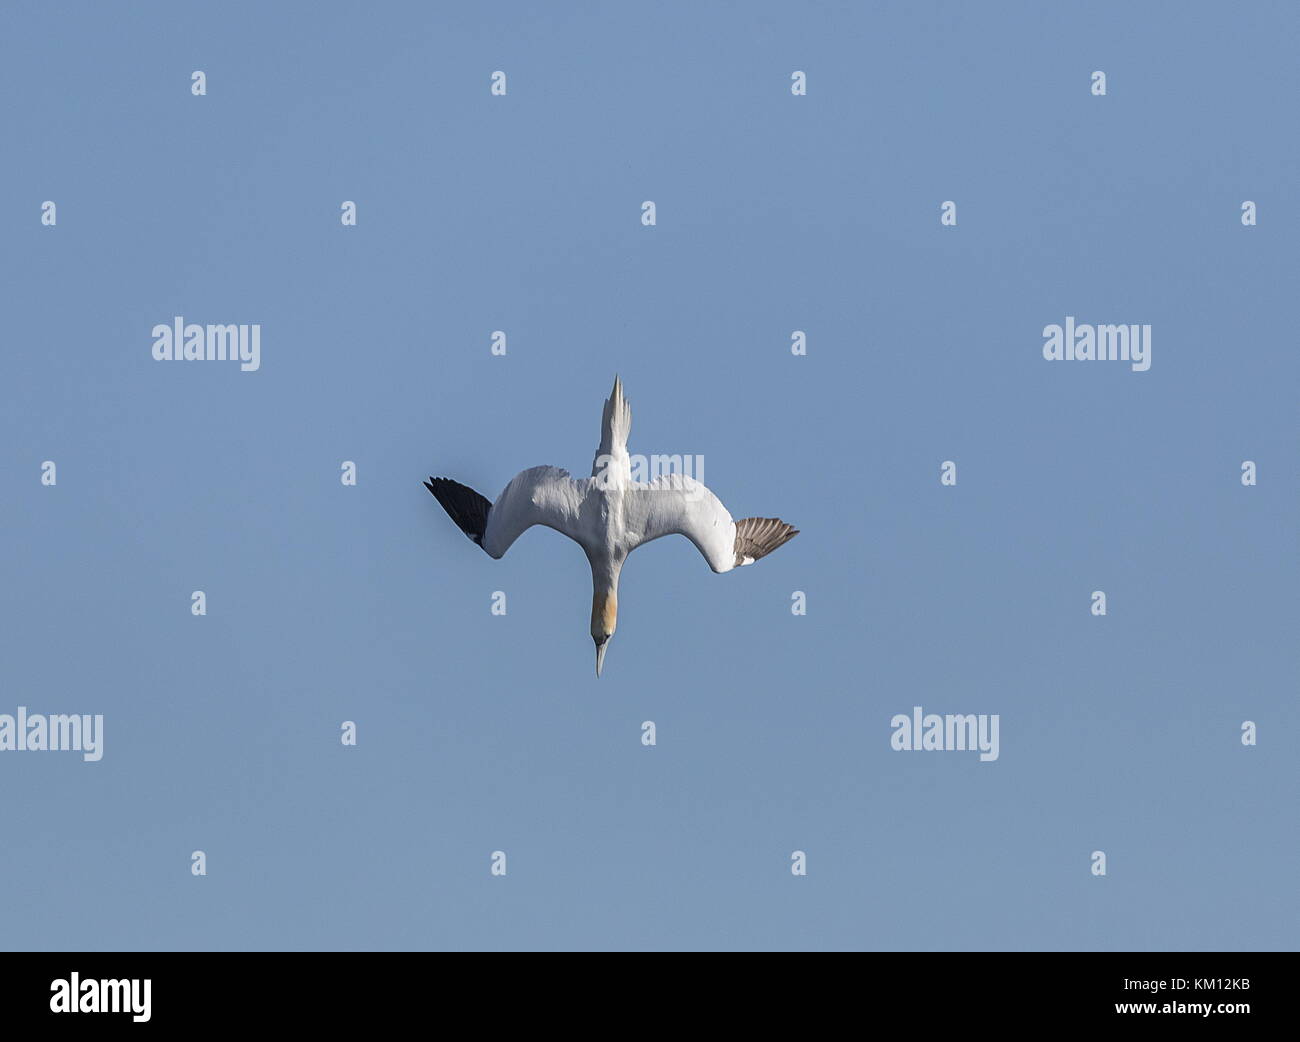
[{"left": 595, "top": 639, "right": 608, "bottom": 678}]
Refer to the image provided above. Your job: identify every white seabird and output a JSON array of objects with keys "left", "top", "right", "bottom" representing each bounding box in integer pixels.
[{"left": 425, "top": 377, "right": 798, "bottom": 676}]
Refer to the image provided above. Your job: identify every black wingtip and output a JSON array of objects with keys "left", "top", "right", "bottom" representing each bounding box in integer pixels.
[{"left": 425, "top": 476, "right": 491, "bottom": 547}]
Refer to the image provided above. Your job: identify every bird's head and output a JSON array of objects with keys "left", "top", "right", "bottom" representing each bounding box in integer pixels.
[{"left": 591, "top": 590, "right": 617, "bottom": 677}]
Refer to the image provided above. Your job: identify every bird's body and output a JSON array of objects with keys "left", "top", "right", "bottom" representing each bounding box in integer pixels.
[{"left": 425, "top": 377, "right": 798, "bottom": 675}]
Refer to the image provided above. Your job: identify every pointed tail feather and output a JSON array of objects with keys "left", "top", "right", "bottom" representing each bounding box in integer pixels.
[{"left": 597, "top": 375, "right": 632, "bottom": 456}]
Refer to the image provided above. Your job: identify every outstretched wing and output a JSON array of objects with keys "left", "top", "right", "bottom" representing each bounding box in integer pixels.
[
  {"left": 425, "top": 466, "right": 590, "bottom": 558},
  {"left": 625, "top": 474, "right": 797, "bottom": 573},
  {"left": 481, "top": 466, "right": 592, "bottom": 559}
]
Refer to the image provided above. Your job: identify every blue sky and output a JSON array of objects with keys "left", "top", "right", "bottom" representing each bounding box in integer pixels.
[{"left": 1, "top": 0, "right": 1295, "bottom": 951}]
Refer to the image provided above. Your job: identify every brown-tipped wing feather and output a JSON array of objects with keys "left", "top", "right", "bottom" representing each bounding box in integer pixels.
[
  {"left": 733, "top": 517, "right": 798, "bottom": 567},
  {"left": 424, "top": 477, "right": 492, "bottom": 546}
]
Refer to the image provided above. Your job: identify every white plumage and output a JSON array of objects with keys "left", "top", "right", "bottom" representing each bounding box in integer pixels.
[{"left": 426, "top": 377, "right": 798, "bottom": 676}]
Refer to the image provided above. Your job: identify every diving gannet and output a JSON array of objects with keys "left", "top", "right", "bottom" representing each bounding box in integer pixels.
[{"left": 425, "top": 377, "right": 798, "bottom": 676}]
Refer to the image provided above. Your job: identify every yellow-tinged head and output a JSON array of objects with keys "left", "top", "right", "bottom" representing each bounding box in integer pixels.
[{"left": 591, "top": 591, "right": 617, "bottom": 677}]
